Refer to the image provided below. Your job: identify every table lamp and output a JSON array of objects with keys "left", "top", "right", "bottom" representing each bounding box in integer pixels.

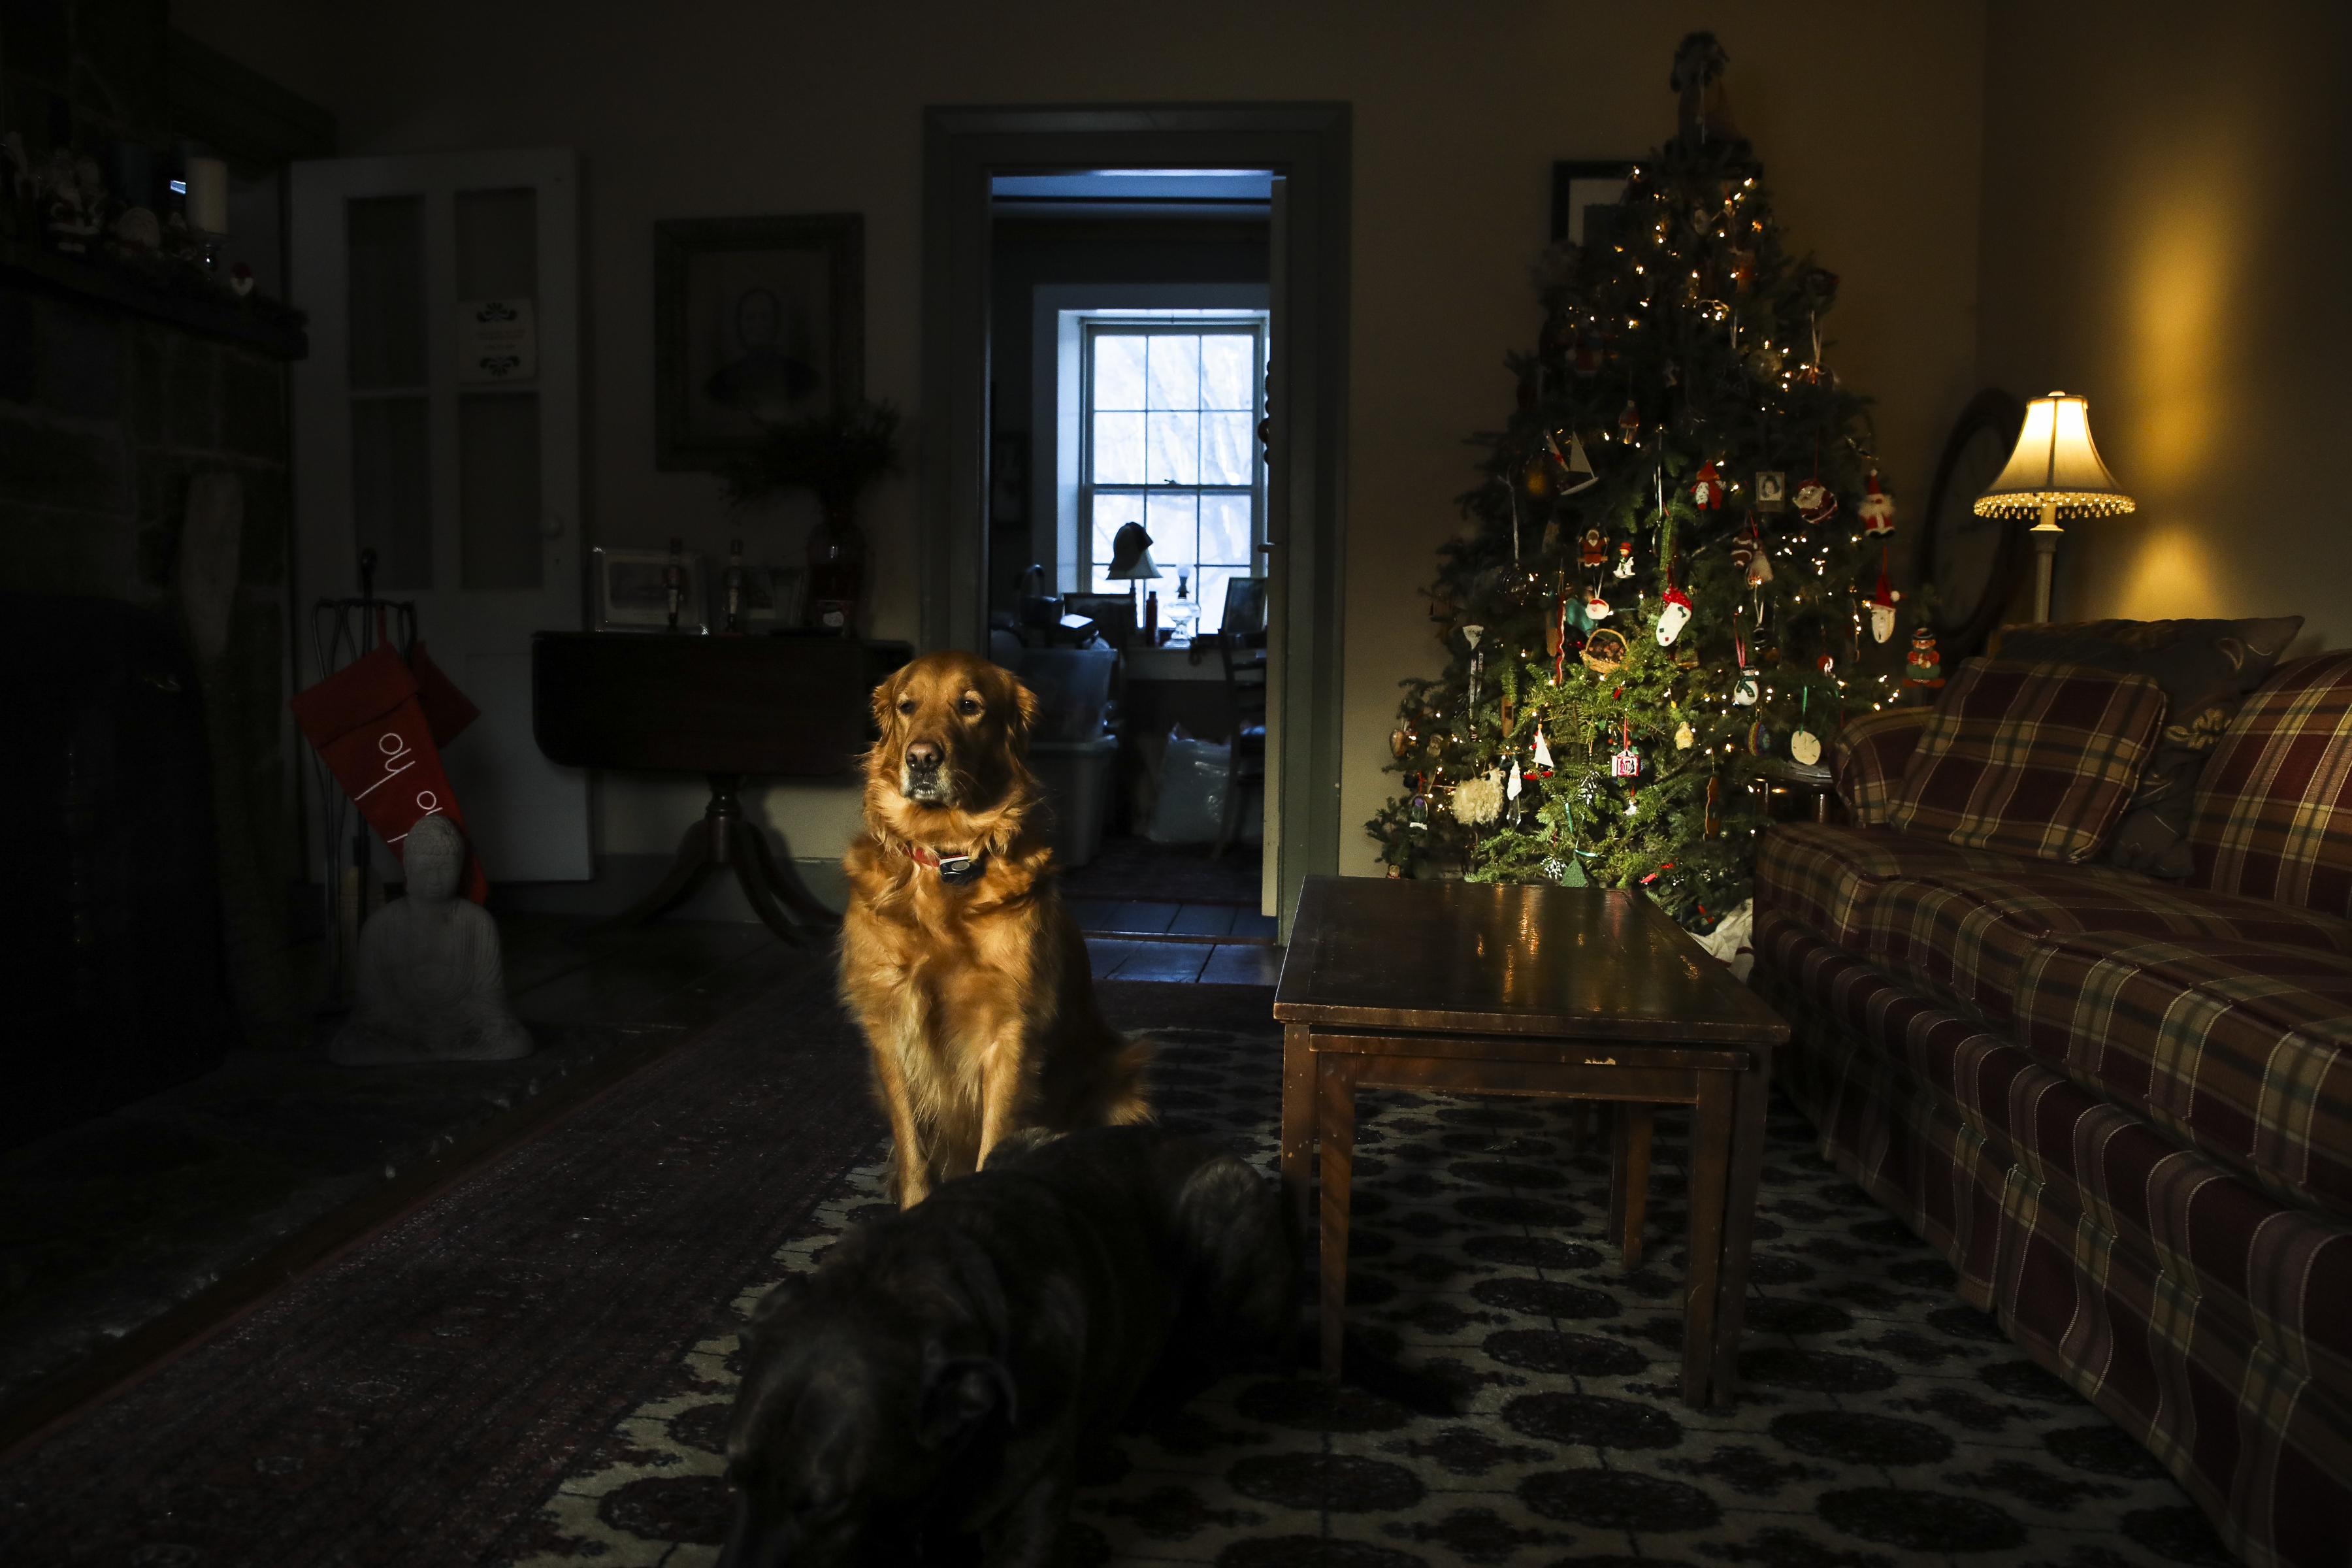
[
  {"left": 1104, "top": 520, "right": 1162, "bottom": 627},
  {"left": 1970, "top": 390, "right": 2134, "bottom": 623}
]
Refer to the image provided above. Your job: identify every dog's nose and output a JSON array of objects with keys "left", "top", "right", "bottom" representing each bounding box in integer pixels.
[{"left": 906, "top": 740, "right": 942, "bottom": 771}]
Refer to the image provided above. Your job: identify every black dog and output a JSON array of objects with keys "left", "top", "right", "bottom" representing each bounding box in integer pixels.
[{"left": 715, "top": 1126, "right": 1302, "bottom": 1568}]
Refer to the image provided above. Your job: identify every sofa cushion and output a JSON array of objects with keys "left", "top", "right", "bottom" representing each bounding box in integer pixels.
[
  {"left": 2009, "top": 934, "right": 2352, "bottom": 1220},
  {"left": 1754, "top": 821, "right": 2034, "bottom": 949},
  {"left": 1889, "top": 659, "right": 2168, "bottom": 862},
  {"left": 1831, "top": 706, "right": 1933, "bottom": 826},
  {"left": 1995, "top": 616, "right": 2304, "bottom": 877},
  {"left": 2191, "top": 651, "right": 2352, "bottom": 920},
  {"left": 1862, "top": 868, "right": 2352, "bottom": 1026}
]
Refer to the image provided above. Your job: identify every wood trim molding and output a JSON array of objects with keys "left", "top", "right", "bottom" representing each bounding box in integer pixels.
[{"left": 919, "top": 103, "right": 1351, "bottom": 925}]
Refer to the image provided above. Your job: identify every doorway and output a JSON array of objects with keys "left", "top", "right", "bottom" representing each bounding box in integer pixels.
[{"left": 920, "top": 106, "right": 1351, "bottom": 934}]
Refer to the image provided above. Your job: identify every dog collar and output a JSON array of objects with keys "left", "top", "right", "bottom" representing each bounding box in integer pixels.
[{"left": 905, "top": 842, "right": 985, "bottom": 885}]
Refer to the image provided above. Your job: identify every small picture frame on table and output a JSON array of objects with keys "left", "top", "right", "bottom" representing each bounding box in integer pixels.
[
  {"left": 1218, "top": 576, "right": 1269, "bottom": 636},
  {"left": 595, "top": 547, "right": 708, "bottom": 633}
]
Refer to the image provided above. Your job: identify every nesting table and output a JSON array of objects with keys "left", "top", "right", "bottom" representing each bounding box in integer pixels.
[{"left": 1274, "top": 875, "right": 1788, "bottom": 1407}]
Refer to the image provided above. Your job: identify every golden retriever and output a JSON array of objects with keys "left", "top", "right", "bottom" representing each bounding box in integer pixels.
[{"left": 840, "top": 650, "right": 1149, "bottom": 1207}]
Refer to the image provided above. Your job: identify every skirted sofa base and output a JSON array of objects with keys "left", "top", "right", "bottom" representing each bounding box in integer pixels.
[{"left": 1756, "top": 904, "right": 2352, "bottom": 1568}]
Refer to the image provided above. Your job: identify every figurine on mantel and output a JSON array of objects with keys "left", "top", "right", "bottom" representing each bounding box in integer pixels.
[{"left": 329, "top": 815, "right": 532, "bottom": 1066}]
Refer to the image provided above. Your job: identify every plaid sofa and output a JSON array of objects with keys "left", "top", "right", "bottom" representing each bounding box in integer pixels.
[{"left": 1754, "top": 653, "right": 2352, "bottom": 1568}]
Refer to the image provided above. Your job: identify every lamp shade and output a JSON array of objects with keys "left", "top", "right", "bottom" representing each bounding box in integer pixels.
[
  {"left": 1972, "top": 391, "right": 2134, "bottom": 520},
  {"left": 1105, "top": 521, "right": 1162, "bottom": 580}
]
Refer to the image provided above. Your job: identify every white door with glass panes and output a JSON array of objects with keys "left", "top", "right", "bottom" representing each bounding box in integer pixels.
[
  {"left": 1079, "top": 315, "right": 1267, "bottom": 635},
  {"left": 289, "top": 148, "right": 589, "bottom": 883}
]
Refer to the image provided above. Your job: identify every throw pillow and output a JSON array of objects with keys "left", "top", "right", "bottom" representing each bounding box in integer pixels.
[
  {"left": 1832, "top": 707, "right": 1933, "bottom": 826},
  {"left": 1991, "top": 616, "right": 2303, "bottom": 876},
  {"left": 1889, "top": 659, "right": 2167, "bottom": 863}
]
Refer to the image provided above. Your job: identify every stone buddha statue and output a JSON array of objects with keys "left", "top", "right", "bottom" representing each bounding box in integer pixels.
[{"left": 330, "top": 815, "right": 532, "bottom": 1065}]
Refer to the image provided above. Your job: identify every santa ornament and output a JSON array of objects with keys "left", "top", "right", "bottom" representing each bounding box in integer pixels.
[
  {"left": 1617, "top": 399, "right": 1642, "bottom": 442},
  {"left": 1866, "top": 551, "right": 1900, "bottom": 644},
  {"left": 1795, "top": 475, "right": 1839, "bottom": 525},
  {"left": 1585, "top": 588, "right": 1614, "bottom": 621},
  {"left": 1859, "top": 468, "right": 1895, "bottom": 536},
  {"left": 1580, "top": 528, "right": 1609, "bottom": 570}
]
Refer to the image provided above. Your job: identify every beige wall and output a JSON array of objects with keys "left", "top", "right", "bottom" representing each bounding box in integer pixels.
[
  {"left": 177, "top": 0, "right": 1987, "bottom": 875},
  {"left": 1977, "top": 0, "right": 2352, "bottom": 650}
]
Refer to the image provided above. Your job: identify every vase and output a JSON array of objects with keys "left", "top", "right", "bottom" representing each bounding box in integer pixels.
[{"left": 807, "top": 502, "right": 864, "bottom": 634}]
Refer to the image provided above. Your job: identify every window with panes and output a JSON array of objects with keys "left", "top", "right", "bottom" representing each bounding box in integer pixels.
[{"left": 1082, "top": 321, "right": 1265, "bottom": 634}]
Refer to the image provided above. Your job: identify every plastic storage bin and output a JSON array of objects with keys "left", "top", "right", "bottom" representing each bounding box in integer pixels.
[
  {"left": 1017, "top": 647, "right": 1115, "bottom": 742},
  {"left": 1028, "top": 736, "right": 1118, "bottom": 867}
]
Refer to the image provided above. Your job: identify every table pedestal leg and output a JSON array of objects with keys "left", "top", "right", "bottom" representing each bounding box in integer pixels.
[
  {"left": 1316, "top": 1053, "right": 1356, "bottom": 1382},
  {"left": 573, "top": 772, "right": 830, "bottom": 947},
  {"left": 1610, "top": 1102, "right": 1654, "bottom": 1271}
]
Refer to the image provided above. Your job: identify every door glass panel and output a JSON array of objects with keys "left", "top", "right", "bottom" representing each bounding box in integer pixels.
[
  {"left": 352, "top": 397, "right": 432, "bottom": 588},
  {"left": 459, "top": 392, "right": 543, "bottom": 590},
  {"left": 455, "top": 188, "right": 537, "bottom": 298},
  {"left": 347, "top": 196, "right": 425, "bottom": 390}
]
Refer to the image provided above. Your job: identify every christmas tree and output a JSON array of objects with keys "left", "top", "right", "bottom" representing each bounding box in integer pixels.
[{"left": 1366, "top": 33, "right": 1927, "bottom": 930}]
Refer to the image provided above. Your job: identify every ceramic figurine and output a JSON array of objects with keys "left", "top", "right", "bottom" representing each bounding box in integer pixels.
[{"left": 330, "top": 815, "right": 532, "bottom": 1066}]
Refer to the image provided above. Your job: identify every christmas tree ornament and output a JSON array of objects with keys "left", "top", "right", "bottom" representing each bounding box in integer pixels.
[
  {"left": 1617, "top": 399, "right": 1642, "bottom": 442},
  {"left": 1610, "top": 719, "right": 1641, "bottom": 778},
  {"left": 1731, "top": 636, "right": 1758, "bottom": 706},
  {"left": 1507, "top": 756, "right": 1524, "bottom": 801},
  {"left": 1817, "top": 652, "right": 1836, "bottom": 675},
  {"left": 1533, "top": 728, "right": 1554, "bottom": 770},
  {"left": 1755, "top": 471, "right": 1786, "bottom": 514},
  {"left": 1390, "top": 727, "right": 1408, "bottom": 758},
  {"left": 1584, "top": 587, "right": 1614, "bottom": 621},
  {"left": 1580, "top": 527, "right": 1609, "bottom": 569},
  {"left": 1656, "top": 582, "right": 1694, "bottom": 645},
  {"left": 1789, "top": 689, "right": 1821, "bottom": 766},
  {"left": 1730, "top": 536, "right": 1756, "bottom": 574},
  {"left": 1452, "top": 770, "right": 1506, "bottom": 825},
  {"left": 1691, "top": 461, "right": 1726, "bottom": 510},
  {"left": 1906, "top": 626, "right": 1946, "bottom": 687},
  {"left": 1675, "top": 717, "right": 1696, "bottom": 749},
  {"left": 1795, "top": 475, "right": 1838, "bottom": 525},
  {"left": 1548, "top": 427, "right": 1599, "bottom": 495},
  {"left": 1581, "top": 629, "right": 1629, "bottom": 674},
  {"left": 1744, "top": 534, "right": 1774, "bottom": 586},
  {"left": 1866, "top": 552, "right": 1899, "bottom": 644},
  {"left": 1746, "top": 718, "right": 1781, "bottom": 757},
  {"left": 1613, "top": 540, "right": 1637, "bottom": 579},
  {"left": 1859, "top": 468, "right": 1895, "bottom": 536}
]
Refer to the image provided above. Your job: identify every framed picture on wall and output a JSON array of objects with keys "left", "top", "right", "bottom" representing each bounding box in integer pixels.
[
  {"left": 1550, "top": 160, "right": 1637, "bottom": 249},
  {"left": 594, "top": 546, "right": 708, "bottom": 632},
  {"left": 653, "top": 213, "right": 864, "bottom": 470}
]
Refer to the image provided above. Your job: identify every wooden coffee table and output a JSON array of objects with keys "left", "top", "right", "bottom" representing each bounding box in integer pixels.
[{"left": 1274, "top": 875, "right": 1788, "bottom": 1408}]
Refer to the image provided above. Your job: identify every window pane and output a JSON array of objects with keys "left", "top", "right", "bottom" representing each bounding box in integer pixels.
[
  {"left": 1092, "top": 411, "right": 1145, "bottom": 484},
  {"left": 1094, "top": 335, "right": 1146, "bottom": 410},
  {"left": 351, "top": 396, "right": 431, "bottom": 589},
  {"left": 455, "top": 187, "right": 537, "bottom": 299},
  {"left": 1198, "top": 493, "right": 1253, "bottom": 564},
  {"left": 1201, "top": 335, "right": 1255, "bottom": 409},
  {"left": 1202, "top": 411, "right": 1254, "bottom": 485},
  {"left": 1146, "top": 335, "right": 1200, "bottom": 411},
  {"left": 1145, "top": 491, "right": 1198, "bottom": 568},
  {"left": 1146, "top": 410, "right": 1199, "bottom": 485},
  {"left": 347, "top": 196, "right": 425, "bottom": 390},
  {"left": 1200, "top": 568, "right": 1249, "bottom": 630}
]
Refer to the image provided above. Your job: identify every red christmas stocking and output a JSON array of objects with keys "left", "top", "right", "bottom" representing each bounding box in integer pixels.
[
  {"left": 408, "top": 640, "right": 480, "bottom": 747},
  {"left": 290, "top": 644, "right": 489, "bottom": 903}
]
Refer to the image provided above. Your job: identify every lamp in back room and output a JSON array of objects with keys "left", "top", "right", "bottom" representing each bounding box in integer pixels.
[
  {"left": 1971, "top": 391, "right": 2135, "bottom": 622},
  {"left": 1104, "top": 520, "right": 1162, "bottom": 636}
]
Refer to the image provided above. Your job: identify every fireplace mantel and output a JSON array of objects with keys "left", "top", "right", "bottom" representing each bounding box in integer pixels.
[{"left": 0, "top": 237, "right": 307, "bottom": 361}]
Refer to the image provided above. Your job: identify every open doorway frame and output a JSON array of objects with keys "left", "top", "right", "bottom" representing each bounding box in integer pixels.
[{"left": 920, "top": 104, "right": 1350, "bottom": 933}]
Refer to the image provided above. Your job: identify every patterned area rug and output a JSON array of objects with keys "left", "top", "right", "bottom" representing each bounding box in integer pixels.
[{"left": 527, "top": 1014, "right": 2238, "bottom": 1568}]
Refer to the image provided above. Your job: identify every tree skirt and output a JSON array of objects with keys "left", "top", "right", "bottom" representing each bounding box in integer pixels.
[{"left": 521, "top": 1012, "right": 2230, "bottom": 1568}]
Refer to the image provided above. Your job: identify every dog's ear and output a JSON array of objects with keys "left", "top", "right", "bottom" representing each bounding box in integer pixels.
[
  {"left": 1005, "top": 669, "right": 1039, "bottom": 738},
  {"left": 870, "top": 669, "right": 902, "bottom": 734},
  {"left": 917, "top": 1355, "right": 1015, "bottom": 1450},
  {"left": 739, "top": 1275, "right": 809, "bottom": 1352}
]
